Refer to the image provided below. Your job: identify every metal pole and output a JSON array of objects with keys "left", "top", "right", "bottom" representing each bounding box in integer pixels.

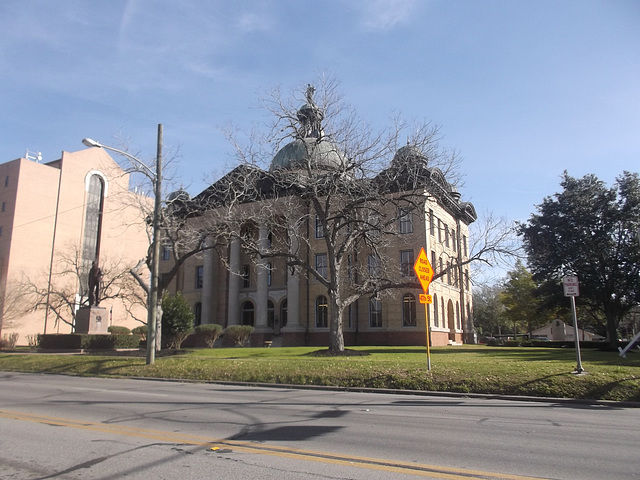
[
  {"left": 44, "top": 165, "right": 63, "bottom": 334},
  {"left": 570, "top": 295, "right": 585, "bottom": 374},
  {"left": 425, "top": 302, "right": 431, "bottom": 371},
  {"left": 146, "top": 124, "right": 162, "bottom": 365}
]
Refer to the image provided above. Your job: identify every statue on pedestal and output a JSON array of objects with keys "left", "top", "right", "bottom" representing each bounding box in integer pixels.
[{"left": 88, "top": 261, "right": 103, "bottom": 306}]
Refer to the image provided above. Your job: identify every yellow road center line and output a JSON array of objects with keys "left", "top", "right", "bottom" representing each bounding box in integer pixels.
[{"left": 0, "top": 409, "right": 549, "bottom": 480}]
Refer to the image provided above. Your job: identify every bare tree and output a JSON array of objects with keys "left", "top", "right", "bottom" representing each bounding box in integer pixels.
[
  {"left": 197, "top": 78, "right": 488, "bottom": 352},
  {"left": 0, "top": 279, "right": 33, "bottom": 336},
  {"left": 23, "top": 245, "right": 145, "bottom": 331}
]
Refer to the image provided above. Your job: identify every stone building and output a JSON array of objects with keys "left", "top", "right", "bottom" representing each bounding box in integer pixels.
[
  {"left": 0, "top": 148, "right": 150, "bottom": 343},
  {"left": 165, "top": 92, "right": 477, "bottom": 348}
]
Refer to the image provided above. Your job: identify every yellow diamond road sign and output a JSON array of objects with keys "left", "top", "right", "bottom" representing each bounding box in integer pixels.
[{"left": 413, "top": 247, "right": 434, "bottom": 294}]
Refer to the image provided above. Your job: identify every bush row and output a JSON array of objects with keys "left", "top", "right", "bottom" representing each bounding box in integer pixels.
[
  {"left": 38, "top": 324, "right": 255, "bottom": 350},
  {"left": 39, "top": 334, "right": 141, "bottom": 350}
]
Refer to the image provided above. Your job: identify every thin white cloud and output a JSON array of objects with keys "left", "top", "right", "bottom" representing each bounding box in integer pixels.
[
  {"left": 236, "top": 11, "right": 274, "bottom": 33},
  {"left": 356, "top": 0, "right": 421, "bottom": 31}
]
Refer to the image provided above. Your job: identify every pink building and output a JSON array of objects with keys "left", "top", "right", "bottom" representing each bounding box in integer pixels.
[{"left": 0, "top": 148, "right": 151, "bottom": 344}]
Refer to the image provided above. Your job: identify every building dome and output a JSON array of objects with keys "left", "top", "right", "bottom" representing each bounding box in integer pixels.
[
  {"left": 269, "top": 84, "right": 345, "bottom": 172},
  {"left": 270, "top": 138, "right": 344, "bottom": 172},
  {"left": 391, "top": 144, "right": 428, "bottom": 169},
  {"left": 168, "top": 188, "right": 190, "bottom": 203}
]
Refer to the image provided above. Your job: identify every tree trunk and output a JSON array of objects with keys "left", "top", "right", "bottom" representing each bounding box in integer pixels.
[
  {"left": 155, "top": 304, "right": 163, "bottom": 351},
  {"left": 605, "top": 308, "right": 618, "bottom": 351},
  {"left": 329, "top": 296, "right": 344, "bottom": 352}
]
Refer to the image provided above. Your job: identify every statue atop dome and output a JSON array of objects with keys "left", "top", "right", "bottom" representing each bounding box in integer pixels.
[{"left": 297, "top": 84, "right": 324, "bottom": 139}]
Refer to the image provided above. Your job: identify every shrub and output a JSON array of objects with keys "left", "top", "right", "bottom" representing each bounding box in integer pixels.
[
  {"left": 225, "top": 325, "right": 254, "bottom": 346},
  {"left": 0, "top": 333, "right": 19, "bottom": 349},
  {"left": 161, "top": 292, "right": 195, "bottom": 349},
  {"left": 195, "top": 324, "right": 223, "bottom": 348},
  {"left": 108, "top": 326, "right": 131, "bottom": 335},
  {"left": 131, "top": 325, "right": 148, "bottom": 340},
  {"left": 26, "top": 334, "right": 40, "bottom": 349},
  {"left": 38, "top": 334, "right": 141, "bottom": 350}
]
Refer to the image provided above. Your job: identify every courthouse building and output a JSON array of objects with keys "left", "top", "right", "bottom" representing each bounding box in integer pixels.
[
  {"left": 0, "top": 148, "right": 150, "bottom": 343},
  {"left": 164, "top": 94, "right": 477, "bottom": 347}
]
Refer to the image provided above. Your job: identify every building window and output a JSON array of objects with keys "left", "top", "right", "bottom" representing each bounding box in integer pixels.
[
  {"left": 195, "top": 265, "right": 204, "bottom": 288},
  {"left": 4, "top": 176, "right": 8, "bottom": 187},
  {"left": 0, "top": 226, "right": 3, "bottom": 236},
  {"left": 315, "top": 253, "right": 328, "bottom": 279},
  {"left": 456, "top": 302, "right": 461, "bottom": 330},
  {"left": 159, "top": 273, "right": 170, "bottom": 288},
  {"left": 465, "top": 270, "right": 470, "bottom": 290},
  {"left": 400, "top": 250, "right": 414, "bottom": 277},
  {"left": 347, "top": 303, "right": 354, "bottom": 329},
  {"left": 267, "top": 262, "right": 273, "bottom": 286},
  {"left": 369, "top": 297, "right": 382, "bottom": 327},
  {"left": 193, "top": 302, "right": 202, "bottom": 327},
  {"left": 444, "top": 225, "right": 450, "bottom": 248},
  {"left": 402, "top": 294, "right": 416, "bottom": 327},
  {"left": 437, "top": 219, "right": 442, "bottom": 243},
  {"left": 452, "top": 228, "right": 457, "bottom": 252},
  {"left": 241, "top": 301, "right": 255, "bottom": 326},
  {"left": 1, "top": 202, "right": 5, "bottom": 212},
  {"left": 367, "top": 213, "right": 380, "bottom": 239},
  {"left": 267, "top": 300, "right": 275, "bottom": 327},
  {"left": 431, "top": 250, "right": 437, "bottom": 271},
  {"left": 347, "top": 254, "right": 353, "bottom": 281},
  {"left": 241, "top": 264, "right": 250, "bottom": 288},
  {"left": 161, "top": 245, "right": 171, "bottom": 261},
  {"left": 429, "top": 209, "right": 435, "bottom": 235},
  {"left": 316, "top": 295, "right": 328, "bottom": 328},
  {"left": 398, "top": 208, "right": 413, "bottom": 234},
  {"left": 367, "top": 254, "right": 381, "bottom": 277},
  {"left": 315, "top": 216, "right": 324, "bottom": 238},
  {"left": 281, "top": 299, "right": 288, "bottom": 327},
  {"left": 433, "top": 293, "right": 439, "bottom": 327},
  {"left": 447, "top": 261, "right": 452, "bottom": 285},
  {"left": 81, "top": 174, "right": 105, "bottom": 294}
]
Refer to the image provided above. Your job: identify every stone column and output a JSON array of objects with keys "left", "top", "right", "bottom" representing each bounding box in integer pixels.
[
  {"left": 201, "top": 237, "right": 215, "bottom": 324},
  {"left": 255, "top": 225, "right": 269, "bottom": 329},
  {"left": 285, "top": 234, "right": 300, "bottom": 329},
  {"left": 227, "top": 238, "right": 241, "bottom": 325}
]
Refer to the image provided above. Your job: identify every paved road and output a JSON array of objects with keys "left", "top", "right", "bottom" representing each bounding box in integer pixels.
[{"left": 0, "top": 372, "right": 638, "bottom": 479}]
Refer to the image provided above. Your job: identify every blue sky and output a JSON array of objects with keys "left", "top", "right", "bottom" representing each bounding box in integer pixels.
[{"left": 1, "top": 0, "right": 639, "bottom": 227}]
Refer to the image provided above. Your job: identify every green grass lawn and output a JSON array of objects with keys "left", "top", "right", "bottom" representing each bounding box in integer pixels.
[{"left": 1, "top": 345, "right": 639, "bottom": 403}]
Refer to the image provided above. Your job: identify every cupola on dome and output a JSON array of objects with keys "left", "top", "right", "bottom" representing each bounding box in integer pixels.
[{"left": 269, "top": 84, "right": 344, "bottom": 172}]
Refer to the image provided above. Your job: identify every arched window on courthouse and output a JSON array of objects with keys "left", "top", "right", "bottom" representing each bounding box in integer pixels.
[
  {"left": 316, "top": 295, "right": 328, "bottom": 328},
  {"left": 402, "top": 294, "right": 416, "bottom": 327}
]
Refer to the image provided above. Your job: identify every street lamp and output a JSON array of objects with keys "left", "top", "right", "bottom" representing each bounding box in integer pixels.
[{"left": 82, "top": 124, "right": 163, "bottom": 365}]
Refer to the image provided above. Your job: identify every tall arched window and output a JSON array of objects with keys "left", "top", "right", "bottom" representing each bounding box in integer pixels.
[
  {"left": 241, "top": 301, "right": 255, "bottom": 326},
  {"left": 369, "top": 297, "right": 382, "bottom": 327},
  {"left": 82, "top": 174, "right": 105, "bottom": 294},
  {"left": 402, "top": 294, "right": 416, "bottom": 327},
  {"left": 316, "top": 295, "right": 328, "bottom": 328},
  {"left": 267, "top": 300, "right": 275, "bottom": 327},
  {"left": 193, "top": 302, "right": 202, "bottom": 327},
  {"left": 280, "top": 299, "right": 288, "bottom": 327},
  {"left": 433, "top": 293, "right": 439, "bottom": 327}
]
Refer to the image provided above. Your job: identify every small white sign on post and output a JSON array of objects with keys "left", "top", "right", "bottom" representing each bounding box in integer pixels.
[{"left": 563, "top": 276, "right": 580, "bottom": 297}]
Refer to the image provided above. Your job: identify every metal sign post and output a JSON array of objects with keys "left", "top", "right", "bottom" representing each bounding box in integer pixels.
[
  {"left": 414, "top": 248, "right": 434, "bottom": 371},
  {"left": 563, "top": 276, "right": 585, "bottom": 374}
]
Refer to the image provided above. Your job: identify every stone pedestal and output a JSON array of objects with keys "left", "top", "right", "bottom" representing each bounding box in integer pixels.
[{"left": 75, "top": 307, "right": 109, "bottom": 334}]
